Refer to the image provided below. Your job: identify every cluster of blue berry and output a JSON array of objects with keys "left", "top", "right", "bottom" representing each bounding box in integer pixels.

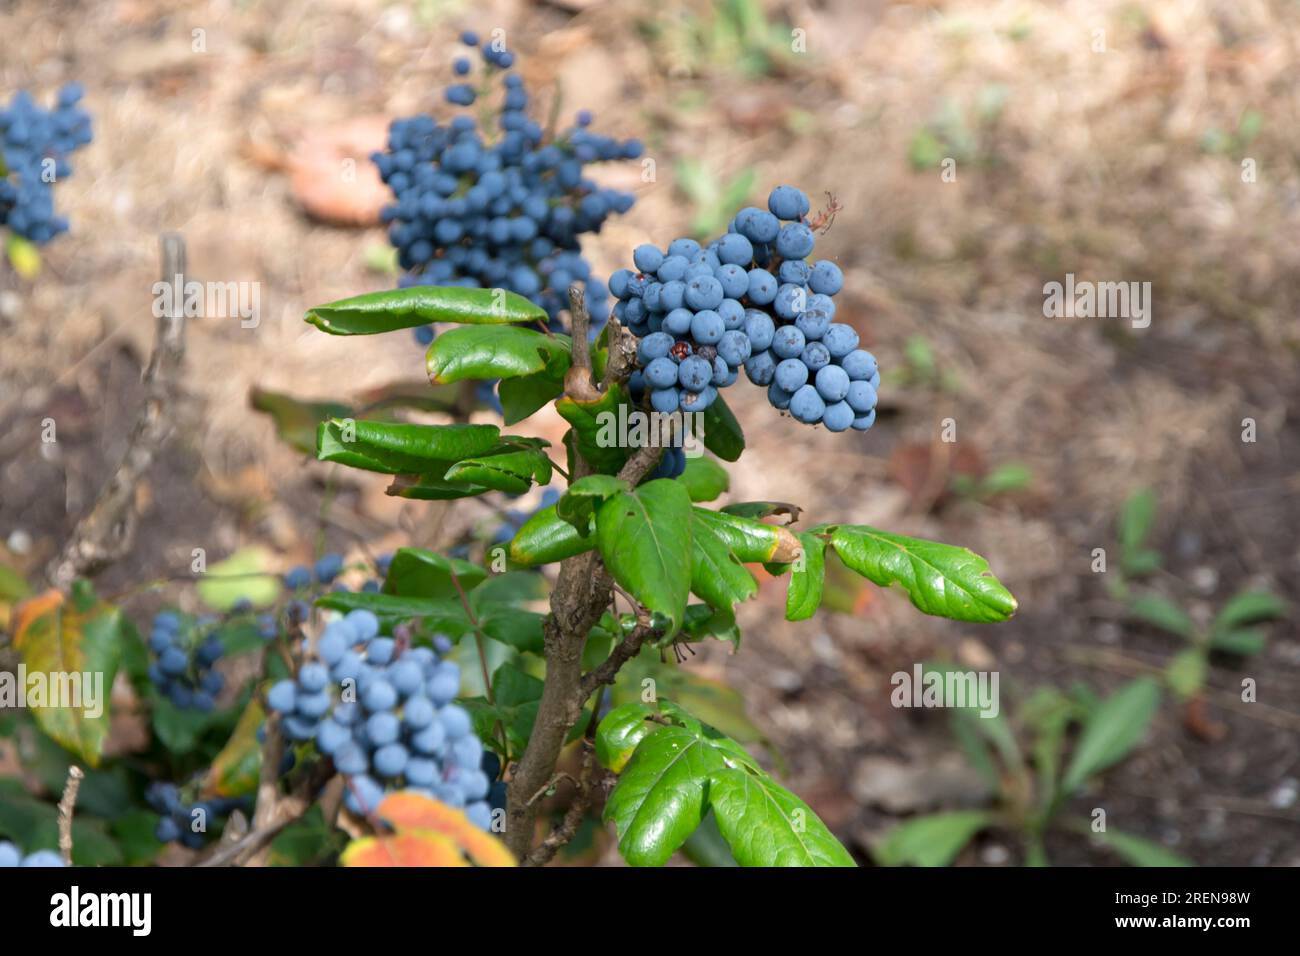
[
  {"left": 0, "top": 84, "right": 92, "bottom": 244},
  {"left": 145, "top": 783, "right": 252, "bottom": 849},
  {"left": 266, "top": 609, "right": 494, "bottom": 829},
  {"left": 146, "top": 611, "right": 226, "bottom": 711},
  {"left": 614, "top": 185, "right": 880, "bottom": 433},
  {"left": 0, "top": 840, "right": 65, "bottom": 867},
  {"left": 373, "top": 31, "right": 641, "bottom": 344}
]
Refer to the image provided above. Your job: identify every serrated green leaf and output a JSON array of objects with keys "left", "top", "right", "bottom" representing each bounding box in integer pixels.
[
  {"left": 597, "top": 481, "right": 693, "bottom": 636},
  {"left": 708, "top": 767, "right": 855, "bottom": 867},
  {"left": 828, "top": 525, "right": 1017, "bottom": 623},
  {"left": 689, "top": 513, "right": 758, "bottom": 617},
  {"left": 11, "top": 591, "right": 123, "bottom": 766},
  {"left": 785, "top": 532, "right": 826, "bottom": 621},
  {"left": 603, "top": 724, "right": 732, "bottom": 866},
  {"left": 317, "top": 418, "right": 501, "bottom": 474},
  {"left": 1061, "top": 678, "right": 1160, "bottom": 795},
  {"left": 508, "top": 504, "right": 595, "bottom": 566},
  {"left": 678, "top": 456, "right": 729, "bottom": 502},
  {"left": 701, "top": 394, "right": 744, "bottom": 462},
  {"left": 874, "top": 810, "right": 993, "bottom": 867},
  {"left": 426, "top": 326, "right": 570, "bottom": 384},
  {"left": 1213, "top": 590, "right": 1287, "bottom": 633},
  {"left": 692, "top": 507, "right": 786, "bottom": 563},
  {"left": 382, "top": 548, "right": 486, "bottom": 600},
  {"left": 1129, "top": 594, "right": 1194, "bottom": 638},
  {"left": 306, "top": 285, "right": 546, "bottom": 335}
]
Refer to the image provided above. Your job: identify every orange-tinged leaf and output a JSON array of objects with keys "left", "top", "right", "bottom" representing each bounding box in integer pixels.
[
  {"left": 11, "top": 589, "right": 124, "bottom": 766},
  {"left": 208, "top": 699, "right": 265, "bottom": 797},
  {"left": 342, "top": 831, "right": 471, "bottom": 867},
  {"left": 374, "top": 792, "right": 515, "bottom": 867}
]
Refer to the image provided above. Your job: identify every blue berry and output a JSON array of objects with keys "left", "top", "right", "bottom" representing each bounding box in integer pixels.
[
  {"left": 809, "top": 260, "right": 843, "bottom": 295},
  {"left": 789, "top": 385, "right": 826, "bottom": 424},
  {"left": 768, "top": 185, "right": 810, "bottom": 221}
]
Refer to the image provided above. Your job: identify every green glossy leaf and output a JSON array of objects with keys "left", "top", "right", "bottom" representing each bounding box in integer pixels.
[
  {"left": 196, "top": 547, "right": 282, "bottom": 612},
  {"left": 556, "top": 475, "right": 629, "bottom": 536},
  {"left": 11, "top": 591, "right": 123, "bottom": 766},
  {"left": 1165, "top": 648, "right": 1206, "bottom": 700},
  {"left": 785, "top": 532, "right": 826, "bottom": 621},
  {"left": 681, "top": 604, "right": 741, "bottom": 646},
  {"left": 873, "top": 811, "right": 993, "bottom": 867},
  {"left": 498, "top": 369, "right": 566, "bottom": 425},
  {"left": 427, "top": 326, "right": 570, "bottom": 384},
  {"left": 678, "top": 456, "right": 729, "bottom": 502},
  {"left": 1213, "top": 590, "right": 1287, "bottom": 633},
  {"left": 250, "top": 388, "right": 351, "bottom": 455},
  {"left": 1091, "top": 828, "right": 1192, "bottom": 867},
  {"left": 382, "top": 548, "right": 486, "bottom": 600},
  {"left": 444, "top": 446, "right": 554, "bottom": 495},
  {"left": 386, "top": 473, "right": 491, "bottom": 499},
  {"left": 692, "top": 507, "right": 790, "bottom": 563},
  {"left": 828, "top": 525, "right": 1017, "bottom": 623},
  {"left": 597, "top": 481, "right": 693, "bottom": 636},
  {"left": 701, "top": 394, "right": 744, "bottom": 462},
  {"left": 708, "top": 767, "right": 855, "bottom": 867},
  {"left": 720, "top": 501, "right": 802, "bottom": 522},
  {"left": 508, "top": 505, "right": 595, "bottom": 566},
  {"left": 1129, "top": 594, "right": 1193, "bottom": 638},
  {"left": 689, "top": 512, "right": 758, "bottom": 615},
  {"left": 1061, "top": 678, "right": 1160, "bottom": 795},
  {"left": 681, "top": 810, "right": 740, "bottom": 867},
  {"left": 603, "top": 724, "right": 731, "bottom": 866},
  {"left": 306, "top": 285, "right": 546, "bottom": 335},
  {"left": 317, "top": 418, "right": 501, "bottom": 474},
  {"left": 556, "top": 384, "right": 633, "bottom": 475},
  {"left": 595, "top": 702, "right": 657, "bottom": 773}
]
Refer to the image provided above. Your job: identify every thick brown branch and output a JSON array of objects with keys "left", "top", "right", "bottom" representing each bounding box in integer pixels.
[
  {"left": 503, "top": 547, "right": 610, "bottom": 859},
  {"left": 522, "top": 740, "right": 607, "bottom": 867},
  {"left": 579, "top": 622, "right": 657, "bottom": 700},
  {"left": 45, "top": 233, "right": 188, "bottom": 589}
]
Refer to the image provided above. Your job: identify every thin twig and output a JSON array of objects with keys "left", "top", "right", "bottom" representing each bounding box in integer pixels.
[
  {"left": 45, "top": 234, "right": 188, "bottom": 589},
  {"left": 57, "top": 766, "right": 84, "bottom": 865}
]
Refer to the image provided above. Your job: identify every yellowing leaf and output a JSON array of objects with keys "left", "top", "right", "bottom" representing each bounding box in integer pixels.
[{"left": 11, "top": 589, "right": 123, "bottom": 766}]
